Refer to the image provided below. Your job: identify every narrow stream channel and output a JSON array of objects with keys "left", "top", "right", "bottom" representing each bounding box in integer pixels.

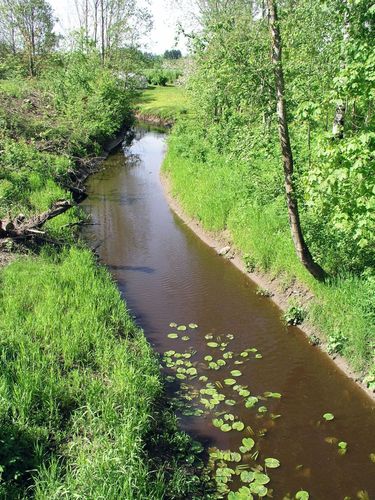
[{"left": 82, "top": 124, "right": 375, "bottom": 499}]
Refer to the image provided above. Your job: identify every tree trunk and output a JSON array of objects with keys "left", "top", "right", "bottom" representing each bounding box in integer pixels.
[
  {"left": 267, "top": 0, "right": 327, "bottom": 281},
  {"left": 0, "top": 201, "right": 73, "bottom": 240},
  {"left": 332, "top": 2, "right": 349, "bottom": 139},
  {"left": 101, "top": 0, "right": 105, "bottom": 64}
]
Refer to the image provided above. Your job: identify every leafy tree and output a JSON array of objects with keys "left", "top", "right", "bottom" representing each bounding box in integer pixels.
[
  {"left": 164, "top": 49, "right": 182, "bottom": 59},
  {"left": 0, "top": 0, "right": 56, "bottom": 76}
]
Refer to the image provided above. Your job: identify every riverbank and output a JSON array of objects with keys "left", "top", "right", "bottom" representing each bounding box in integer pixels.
[
  {"left": 0, "top": 74, "right": 210, "bottom": 497},
  {"left": 161, "top": 172, "right": 375, "bottom": 401},
  {"left": 135, "top": 86, "right": 374, "bottom": 399}
]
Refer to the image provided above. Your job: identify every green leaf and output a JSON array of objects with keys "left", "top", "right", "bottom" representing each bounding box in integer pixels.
[
  {"left": 232, "top": 421, "right": 245, "bottom": 431},
  {"left": 189, "top": 323, "right": 198, "bottom": 328},
  {"left": 207, "top": 342, "right": 219, "bottom": 348},
  {"left": 231, "top": 370, "right": 242, "bottom": 377},
  {"left": 323, "top": 413, "right": 335, "bottom": 421},
  {"left": 253, "top": 472, "right": 270, "bottom": 485},
  {"left": 224, "top": 378, "right": 236, "bottom": 385},
  {"left": 265, "top": 457, "right": 280, "bottom": 468},
  {"left": 167, "top": 333, "right": 178, "bottom": 339},
  {"left": 240, "top": 470, "right": 254, "bottom": 483},
  {"left": 220, "top": 423, "right": 232, "bottom": 432},
  {"left": 295, "top": 491, "right": 309, "bottom": 500},
  {"left": 177, "top": 325, "right": 187, "bottom": 331},
  {"left": 245, "top": 397, "right": 258, "bottom": 408},
  {"left": 239, "top": 437, "right": 255, "bottom": 453}
]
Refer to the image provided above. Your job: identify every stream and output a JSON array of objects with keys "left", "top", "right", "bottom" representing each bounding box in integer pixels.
[{"left": 82, "top": 123, "right": 375, "bottom": 499}]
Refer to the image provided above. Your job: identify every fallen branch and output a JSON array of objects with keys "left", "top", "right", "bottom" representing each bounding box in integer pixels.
[{"left": 0, "top": 200, "right": 73, "bottom": 240}]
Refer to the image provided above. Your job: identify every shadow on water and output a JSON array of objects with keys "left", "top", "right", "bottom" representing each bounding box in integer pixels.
[{"left": 82, "top": 122, "right": 375, "bottom": 499}]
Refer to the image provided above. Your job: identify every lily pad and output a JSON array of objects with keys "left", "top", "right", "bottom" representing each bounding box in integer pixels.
[
  {"left": 167, "top": 333, "right": 178, "bottom": 339},
  {"left": 253, "top": 472, "right": 270, "bottom": 485},
  {"left": 265, "top": 457, "right": 280, "bottom": 468},
  {"left": 239, "top": 389, "right": 250, "bottom": 398},
  {"left": 177, "top": 325, "right": 187, "bottom": 331},
  {"left": 204, "top": 355, "right": 213, "bottom": 362},
  {"left": 231, "top": 370, "right": 242, "bottom": 377},
  {"left": 181, "top": 336, "right": 190, "bottom": 341},
  {"left": 245, "top": 397, "right": 259, "bottom": 408},
  {"left": 228, "top": 487, "right": 253, "bottom": 500},
  {"left": 223, "top": 351, "right": 234, "bottom": 359},
  {"left": 295, "top": 491, "right": 309, "bottom": 500},
  {"left": 189, "top": 323, "right": 198, "bottom": 329},
  {"left": 249, "top": 483, "right": 268, "bottom": 497},
  {"left": 213, "top": 418, "right": 224, "bottom": 428},
  {"left": 323, "top": 413, "right": 335, "bottom": 421},
  {"left": 225, "top": 399, "right": 236, "bottom": 406},
  {"left": 230, "top": 452, "right": 242, "bottom": 463},
  {"left": 239, "top": 438, "right": 255, "bottom": 453},
  {"left": 220, "top": 423, "right": 232, "bottom": 432},
  {"left": 169, "top": 322, "right": 177, "bottom": 328},
  {"left": 338, "top": 441, "right": 347, "bottom": 455},
  {"left": 264, "top": 391, "right": 282, "bottom": 399},
  {"left": 224, "top": 378, "right": 236, "bottom": 386},
  {"left": 240, "top": 471, "right": 255, "bottom": 483},
  {"left": 232, "top": 421, "right": 245, "bottom": 431},
  {"left": 255, "top": 354, "right": 263, "bottom": 359},
  {"left": 207, "top": 342, "right": 219, "bottom": 348}
]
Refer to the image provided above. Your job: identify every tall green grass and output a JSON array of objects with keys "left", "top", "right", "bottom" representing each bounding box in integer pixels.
[
  {"left": 163, "top": 128, "right": 375, "bottom": 382},
  {"left": 137, "top": 86, "right": 189, "bottom": 121},
  {"left": 0, "top": 248, "right": 208, "bottom": 498}
]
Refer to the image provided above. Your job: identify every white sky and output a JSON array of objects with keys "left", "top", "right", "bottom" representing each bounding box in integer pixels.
[{"left": 49, "top": 0, "right": 189, "bottom": 54}]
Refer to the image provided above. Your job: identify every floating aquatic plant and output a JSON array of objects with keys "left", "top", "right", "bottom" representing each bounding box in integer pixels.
[
  {"left": 323, "top": 412, "right": 335, "bottom": 421},
  {"left": 265, "top": 457, "right": 280, "bottom": 468}
]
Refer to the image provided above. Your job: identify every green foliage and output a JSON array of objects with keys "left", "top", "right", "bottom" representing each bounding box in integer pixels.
[
  {"left": 0, "top": 248, "right": 207, "bottom": 498},
  {"left": 283, "top": 304, "right": 307, "bottom": 326},
  {"left": 163, "top": 0, "right": 374, "bottom": 378},
  {"left": 137, "top": 85, "right": 189, "bottom": 121},
  {"left": 164, "top": 49, "right": 182, "bottom": 60},
  {"left": 144, "top": 68, "right": 182, "bottom": 86},
  {"left": 41, "top": 50, "right": 132, "bottom": 153}
]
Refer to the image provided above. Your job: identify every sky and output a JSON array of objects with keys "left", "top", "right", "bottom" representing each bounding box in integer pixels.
[{"left": 48, "top": 0, "right": 189, "bottom": 54}]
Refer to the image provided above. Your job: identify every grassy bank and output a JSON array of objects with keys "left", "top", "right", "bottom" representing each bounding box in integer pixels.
[
  {"left": 0, "top": 248, "right": 207, "bottom": 498},
  {"left": 0, "top": 68, "right": 209, "bottom": 497},
  {"left": 136, "top": 86, "right": 189, "bottom": 122},
  {"left": 163, "top": 123, "right": 375, "bottom": 389}
]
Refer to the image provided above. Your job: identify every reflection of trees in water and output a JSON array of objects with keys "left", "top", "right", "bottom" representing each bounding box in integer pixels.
[{"left": 124, "top": 153, "right": 142, "bottom": 169}]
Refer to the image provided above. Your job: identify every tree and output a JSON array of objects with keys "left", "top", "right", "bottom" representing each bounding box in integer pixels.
[
  {"left": 73, "top": 0, "right": 152, "bottom": 64},
  {"left": 267, "top": 0, "right": 327, "bottom": 281},
  {"left": 164, "top": 49, "right": 182, "bottom": 59},
  {"left": 0, "top": 0, "right": 56, "bottom": 76}
]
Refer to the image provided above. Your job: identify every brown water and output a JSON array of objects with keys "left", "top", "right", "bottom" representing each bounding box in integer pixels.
[{"left": 82, "top": 124, "right": 375, "bottom": 499}]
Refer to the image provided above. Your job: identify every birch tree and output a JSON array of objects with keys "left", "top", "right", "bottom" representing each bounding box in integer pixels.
[{"left": 267, "top": 0, "right": 327, "bottom": 281}]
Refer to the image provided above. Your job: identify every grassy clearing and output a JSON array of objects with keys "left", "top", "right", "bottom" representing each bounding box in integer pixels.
[
  {"left": 136, "top": 86, "right": 190, "bottom": 121},
  {"left": 0, "top": 248, "right": 208, "bottom": 498},
  {"left": 163, "top": 128, "right": 375, "bottom": 385}
]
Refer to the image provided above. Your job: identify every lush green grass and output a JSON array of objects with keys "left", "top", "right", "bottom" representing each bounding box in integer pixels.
[
  {"left": 0, "top": 248, "right": 208, "bottom": 498},
  {"left": 136, "top": 86, "right": 190, "bottom": 121},
  {"left": 163, "top": 127, "right": 375, "bottom": 385}
]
